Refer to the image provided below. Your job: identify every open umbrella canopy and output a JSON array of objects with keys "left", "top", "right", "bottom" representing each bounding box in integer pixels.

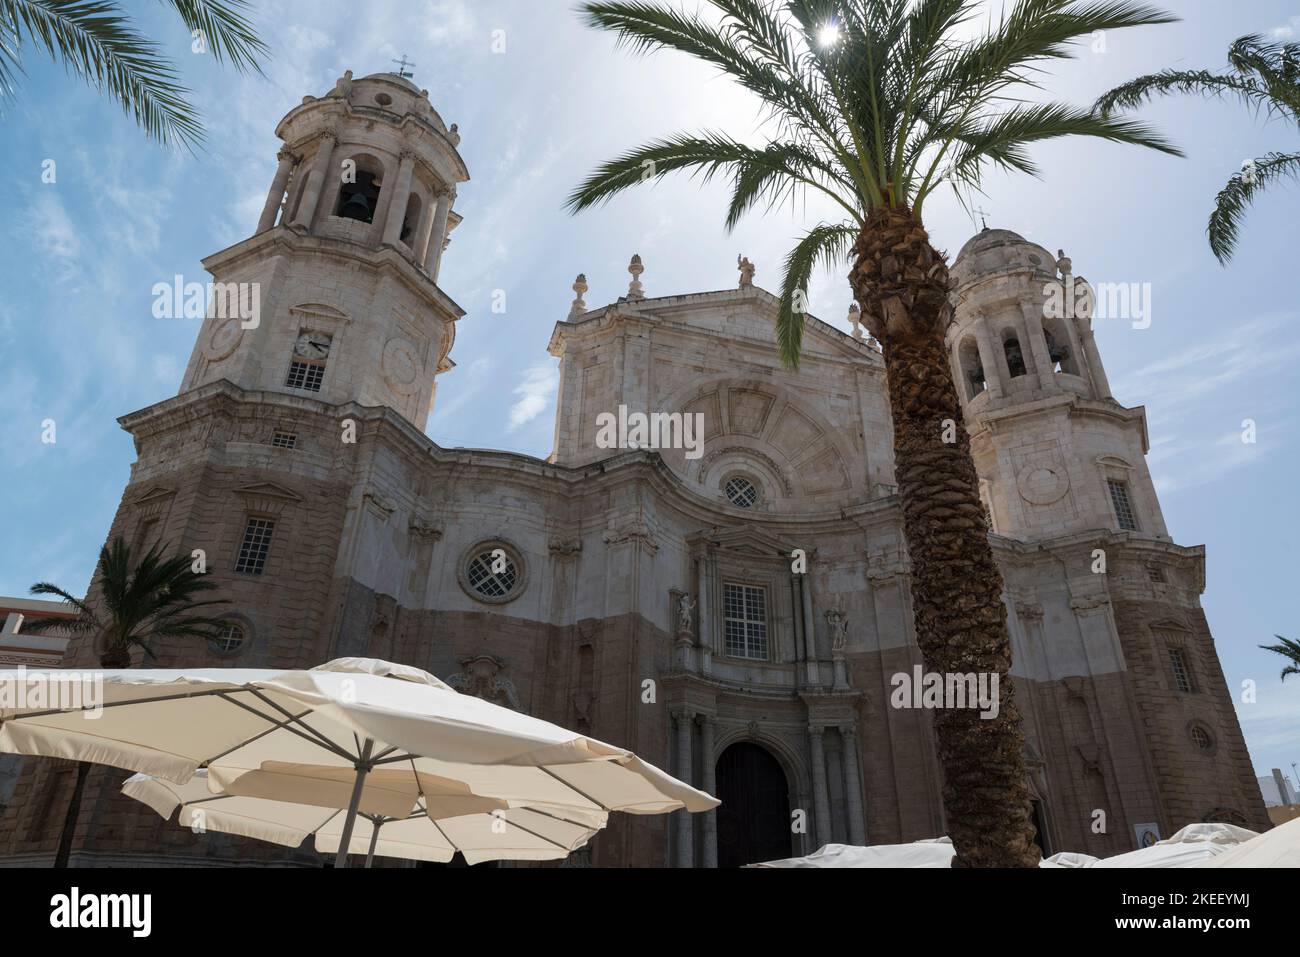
[
  {"left": 0, "top": 657, "right": 716, "bottom": 865},
  {"left": 124, "top": 770, "right": 605, "bottom": 866},
  {"left": 1199, "top": 816, "right": 1300, "bottom": 868}
]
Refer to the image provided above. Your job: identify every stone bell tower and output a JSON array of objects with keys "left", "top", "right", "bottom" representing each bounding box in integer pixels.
[
  {"left": 180, "top": 70, "right": 471, "bottom": 430},
  {"left": 947, "top": 228, "right": 1167, "bottom": 544}
]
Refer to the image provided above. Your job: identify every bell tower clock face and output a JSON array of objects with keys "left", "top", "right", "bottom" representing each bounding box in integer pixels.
[{"left": 294, "top": 332, "right": 331, "bottom": 360}]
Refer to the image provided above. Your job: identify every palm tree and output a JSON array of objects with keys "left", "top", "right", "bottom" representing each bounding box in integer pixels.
[
  {"left": 1095, "top": 33, "right": 1299, "bottom": 263},
  {"left": 1260, "top": 635, "right": 1300, "bottom": 681},
  {"left": 0, "top": 0, "right": 269, "bottom": 149},
  {"left": 21, "top": 535, "right": 229, "bottom": 867},
  {"left": 568, "top": 0, "right": 1179, "bottom": 867}
]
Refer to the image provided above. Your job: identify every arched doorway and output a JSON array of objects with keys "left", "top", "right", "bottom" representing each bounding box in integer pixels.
[{"left": 715, "top": 742, "right": 792, "bottom": 867}]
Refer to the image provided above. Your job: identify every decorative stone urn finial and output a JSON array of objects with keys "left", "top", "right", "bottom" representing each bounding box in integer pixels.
[
  {"left": 1056, "top": 248, "right": 1072, "bottom": 278},
  {"left": 569, "top": 273, "right": 589, "bottom": 319},
  {"left": 849, "top": 302, "right": 864, "bottom": 340},
  {"left": 737, "top": 254, "right": 756, "bottom": 288},
  {"left": 626, "top": 254, "right": 645, "bottom": 300},
  {"left": 448, "top": 123, "right": 461, "bottom": 147}
]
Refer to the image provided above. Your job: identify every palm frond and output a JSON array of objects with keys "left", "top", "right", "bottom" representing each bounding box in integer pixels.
[
  {"left": 161, "top": 0, "right": 267, "bottom": 74},
  {"left": 775, "top": 222, "right": 858, "bottom": 369},
  {"left": 1095, "top": 70, "right": 1279, "bottom": 117},
  {"left": 1261, "top": 635, "right": 1300, "bottom": 681},
  {"left": 3, "top": 0, "right": 203, "bottom": 148},
  {"left": 1207, "top": 151, "right": 1300, "bottom": 263}
]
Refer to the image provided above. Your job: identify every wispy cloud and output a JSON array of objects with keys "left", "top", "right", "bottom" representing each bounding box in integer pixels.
[
  {"left": 21, "top": 192, "right": 80, "bottom": 277},
  {"left": 1270, "top": 16, "right": 1300, "bottom": 39},
  {"left": 507, "top": 362, "right": 558, "bottom": 432}
]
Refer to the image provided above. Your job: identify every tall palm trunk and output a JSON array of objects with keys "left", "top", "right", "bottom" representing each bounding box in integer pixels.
[{"left": 851, "top": 206, "right": 1039, "bottom": 868}]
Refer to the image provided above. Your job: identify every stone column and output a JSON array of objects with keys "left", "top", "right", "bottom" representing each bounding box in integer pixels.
[
  {"left": 257, "top": 149, "right": 297, "bottom": 233},
  {"left": 291, "top": 131, "right": 338, "bottom": 230},
  {"left": 425, "top": 189, "right": 454, "bottom": 279},
  {"left": 841, "top": 725, "right": 867, "bottom": 845},
  {"left": 1020, "top": 302, "right": 1056, "bottom": 389},
  {"left": 800, "top": 574, "right": 820, "bottom": 686},
  {"left": 675, "top": 710, "right": 694, "bottom": 867},
  {"left": 696, "top": 554, "right": 713, "bottom": 676},
  {"left": 973, "top": 322, "right": 1004, "bottom": 398},
  {"left": 381, "top": 151, "right": 416, "bottom": 247},
  {"left": 808, "top": 725, "right": 832, "bottom": 848},
  {"left": 700, "top": 715, "right": 718, "bottom": 867},
  {"left": 1077, "top": 319, "right": 1112, "bottom": 399}
]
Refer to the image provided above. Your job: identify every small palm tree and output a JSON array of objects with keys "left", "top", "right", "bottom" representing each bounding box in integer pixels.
[
  {"left": 1096, "top": 34, "right": 1299, "bottom": 263},
  {"left": 25, "top": 536, "right": 229, "bottom": 668},
  {"left": 1260, "top": 635, "right": 1300, "bottom": 681},
  {"left": 568, "top": 0, "right": 1179, "bottom": 867},
  {"left": 21, "top": 536, "right": 229, "bottom": 867},
  {"left": 0, "top": 0, "right": 269, "bottom": 149}
]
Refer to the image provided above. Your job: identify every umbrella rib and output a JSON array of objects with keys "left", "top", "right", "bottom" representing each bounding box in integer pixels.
[
  {"left": 7, "top": 685, "right": 238, "bottom": 721},
  {"left": 211, "top": 696, "right": 352, "bottom": 764},
  {"left": 499, "top": 814, "right": 579, "bottom": 854},
  {"left": 537, "top": 766, "right": 612, "bottom": 812},
  {"left": 242, "top": 689, "right": 357, "bottom": 760}
]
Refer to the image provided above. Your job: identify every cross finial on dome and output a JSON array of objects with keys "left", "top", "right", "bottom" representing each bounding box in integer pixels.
[
  {"left": 392, "top": 54, "right": 415, "bottom": 79},
  {"left": 627, "top": 254, "right": 645, "bottom": 300}
]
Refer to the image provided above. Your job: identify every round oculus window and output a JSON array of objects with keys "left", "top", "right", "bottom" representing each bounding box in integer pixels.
[
  {"left": 464, "top": 547, "right": 521, "bottom": 602},
  {"left": 210, "top": 623, "right": 246, "bottom": 656},
  {"left": 724, "top": 476, "right": 760, "bottom": 509}
]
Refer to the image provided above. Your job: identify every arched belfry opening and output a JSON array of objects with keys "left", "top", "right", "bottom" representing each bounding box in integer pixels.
[
  {"left": 335, "top": 156, "right": 385, "bottom": 224},
  {"left": 400, "top": 192, "right": 423, "bottom": 246},
  {"left": 715, "top": 742, "right": 793, "bottom": 867},
  {"left": 958, "top": 336, "right": 986, "bottom": 400},
  {"left": 1003, "top": 330, "right": 1028, "bottom": 379}
]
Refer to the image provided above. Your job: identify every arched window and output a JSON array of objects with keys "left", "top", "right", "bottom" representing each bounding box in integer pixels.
[
  {"left": 334, "top": 155, "right": 384, "bottom": 224},
  {"left": 400, "top": 192, "right": 423, "bottom": 246},
  {"left": 1042, "top": 317, "right": 1079, "bottom": 375},
  {"left": 959, "top": 337, "right": 986, "bottom": 399},
  {"left": 1003, "top": 332, "right": 1028, "bottom": 378}
]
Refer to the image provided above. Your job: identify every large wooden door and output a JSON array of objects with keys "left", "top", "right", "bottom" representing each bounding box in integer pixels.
[{"left": 716, "top": 742, "right": 792, "bottom": 868}]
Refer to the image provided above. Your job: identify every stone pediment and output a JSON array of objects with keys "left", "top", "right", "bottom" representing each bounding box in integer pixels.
[
  {"left": 233, "top": 482, "right": 303, "bottom": 515},
  {"left": 696, "top": 523, "right": 802, "bottom": 557},
  {"left": 131, "top": 485, "right": 175, "bottom": 506}
]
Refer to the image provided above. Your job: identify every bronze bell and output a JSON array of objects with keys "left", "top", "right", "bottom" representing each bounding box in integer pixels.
[{"left": 340, "top": 191, "right": 371, "bottom": 221}]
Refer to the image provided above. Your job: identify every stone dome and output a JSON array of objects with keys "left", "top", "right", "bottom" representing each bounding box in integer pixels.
[{"left": 951, "top": 227, "right": 1056, "bottom": 288}]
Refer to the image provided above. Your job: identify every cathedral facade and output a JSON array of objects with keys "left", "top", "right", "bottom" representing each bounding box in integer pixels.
[{"left": 0, "top": 72, "right": 1267, "bottom": 867}]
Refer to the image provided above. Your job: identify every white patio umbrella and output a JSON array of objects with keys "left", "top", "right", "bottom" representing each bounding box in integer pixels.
[
  {"left": 1090, "top": 823, "right": 1258, "bottom": 868},
  {"left": 124, "top": 770, "right": 607, "bottom": 866},
  {"left": 0, "top": 658, "right": 717, "bottom": 867},
  {"left": 1199, "top": 815, "right": 1300, "bottom": 868}
]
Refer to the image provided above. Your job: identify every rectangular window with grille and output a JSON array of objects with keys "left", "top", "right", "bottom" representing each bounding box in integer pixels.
[
  {"left": 723, "top": 582, "right": 768, "bottom": 660},
  {"left": 1168, "top": 647, "right": 1195, "bottom": 693},
  {"left": 1107, "top": 479, "right": 1139, "bottom": 531},
  {"left": 234, "top": 518, "right": 275, "bottom": 575},
  {"left": 271, "top": 430, "right": 297, "bottom": 449},
  {"left": 285, "top": 360, "right": 326, "bottom": 392}
]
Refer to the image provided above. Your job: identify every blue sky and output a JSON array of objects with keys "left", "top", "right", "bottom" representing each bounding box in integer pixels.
[{"left": 0, "top": 0, "right": 1296, "bottom": 782}]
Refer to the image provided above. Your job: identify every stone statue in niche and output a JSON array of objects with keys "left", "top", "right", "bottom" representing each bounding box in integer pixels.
[
  {"left": 676, "top": 593, "right": 696, "bottom": 638},
  {"left": 826, "top": 608, "right": 849, "bottom": 652}
]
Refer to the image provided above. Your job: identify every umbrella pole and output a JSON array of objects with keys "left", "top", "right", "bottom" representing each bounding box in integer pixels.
[
  {"left": 334, "top": 738, "right": 375, "bottom": 870},
  {"left": 364, "top": 820, "right": 382, "bottom": 869}
]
